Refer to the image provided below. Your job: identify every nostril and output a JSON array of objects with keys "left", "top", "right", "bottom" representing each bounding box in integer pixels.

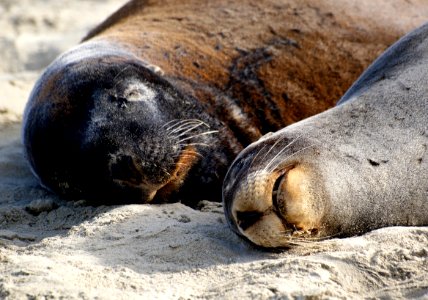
[{"left": 236, "top": 210, "right": 264, "bottom": 231}]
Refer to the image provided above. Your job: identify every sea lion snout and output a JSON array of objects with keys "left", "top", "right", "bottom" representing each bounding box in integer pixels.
[
  {"left": 223, "top": 136, "right": 324, "bottom": 248},
  {"left": 107, "top": 152, "right": 169, "bottom": 202},
  {"left": 106, "top": 142, "right": 201, "bottom": 203}
]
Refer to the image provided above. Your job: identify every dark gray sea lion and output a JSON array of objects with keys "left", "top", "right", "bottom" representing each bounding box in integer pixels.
[
  {"left": 223, "top": 23, "right": 428, "bottom": 248},
  {"left": 23, "top": 0, "right": 428, "bottom": 204}
]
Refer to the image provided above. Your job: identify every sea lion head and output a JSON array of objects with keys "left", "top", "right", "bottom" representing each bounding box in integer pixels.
[
  {"left": 223, "top": 22, "right": 428, "bottom": 248},
  {"left": 23, "top": 42, "right": 232, "bottom": 204},
  {"left": 223, "top": 129, "right": 329, "bottom": 248}
]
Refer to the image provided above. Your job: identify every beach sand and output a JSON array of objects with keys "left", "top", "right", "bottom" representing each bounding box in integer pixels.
[{"left": 0, "top": 1, "right": 427, "bottom": 299}]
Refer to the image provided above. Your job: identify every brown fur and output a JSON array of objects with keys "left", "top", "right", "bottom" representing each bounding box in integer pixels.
[{"left": 84, "top": 0, "right": 428, "bottom": 141}]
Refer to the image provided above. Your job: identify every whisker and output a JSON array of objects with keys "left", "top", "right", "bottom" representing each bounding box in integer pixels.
[
  {"left": 275, "top": 229, "right": 343, "bottom": 244},
  {"left": 161, "top": 119, "right": 181, "bottom": 129},
  {"left": 173, "top": 122, "right": 208, "bottom": 137},
  {"left": 167, "top": 123, "right": 208, "bottom": 138},
  {"left": 166, "top": 121, "right": 202, "bottom": 134},
  {"left": 261, "top": 132, "right": 310, "bottom": 170},
  {"left": 177, "top": 130, "right": 219, "bottom": 143},
  {"left": 261, "top": 134, "right": 290, "bottom": 162},
  {"left": 265, "top": 143, "right": 317, "bottom": 173},
  {"left": 165, "top": 119, "right": 209, "bottom": 132},
  {"left": 188, "top": 143, "right": 210, "bottom": 147},
  {"left": 248, "top": 144, "right": 268, "bottom": 170},
  {"left": 176, "top": 142, "right": 210, "bottom": 147}
]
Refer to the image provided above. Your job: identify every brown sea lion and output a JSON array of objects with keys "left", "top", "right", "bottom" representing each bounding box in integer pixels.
[
  {"left": 223, "top": 23, "right": 428, "bottom": 248},
  {"left": 23, "top": 0, "right": 428, "bottom": 204}
]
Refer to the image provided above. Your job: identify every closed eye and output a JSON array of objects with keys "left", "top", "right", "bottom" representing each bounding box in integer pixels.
[{"left": 124, "top": 83, "right": 156, "bottom": 102}]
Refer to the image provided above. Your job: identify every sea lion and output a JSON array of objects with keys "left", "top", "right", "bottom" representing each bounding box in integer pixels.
[
  {"left": 223, "top": 23, "right": 428, "bottom": 248},
  {"left": 23, "top": 0, "right": 428, "bottom": 205}
]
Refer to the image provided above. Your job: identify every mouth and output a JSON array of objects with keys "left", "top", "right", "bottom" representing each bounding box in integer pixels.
[
  {"left": 151, "top": 145, "right": 200, "bottom": 202},
  {"left": 112, "top": 179, "right": 159, "bottom": 202},
  {"left": 110, "top": 145, "right": 200, "bottom": 203}
]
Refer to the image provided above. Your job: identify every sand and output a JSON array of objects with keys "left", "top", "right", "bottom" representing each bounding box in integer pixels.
[{"left": 0, "top": 0, "right": 427, "bottom": 299}]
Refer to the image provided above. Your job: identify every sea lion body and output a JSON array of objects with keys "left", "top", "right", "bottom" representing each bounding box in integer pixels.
[
  {"left": 223, "top": 23, "right": 428, "bottom": 248},
  {"left": 23, "top": 0, "right": 428, "bottom": 204}
]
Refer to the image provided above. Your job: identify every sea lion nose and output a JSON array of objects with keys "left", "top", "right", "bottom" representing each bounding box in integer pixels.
[
  {"left": 235, "top": 210, "right": 264, "bottom": 231},
  {"left": 110, "top": 155, "right": 142, "bottom": 182}
]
